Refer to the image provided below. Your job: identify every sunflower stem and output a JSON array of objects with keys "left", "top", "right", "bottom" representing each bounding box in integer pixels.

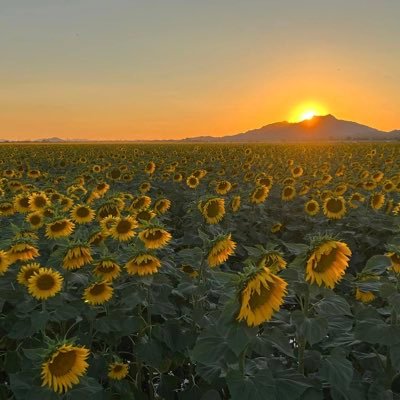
[
  {"left": 298, "top": 288, "right": 310, "bottom": 375},
  {"left": 239, "top": 346, "right": 248, "bottom": 375}
]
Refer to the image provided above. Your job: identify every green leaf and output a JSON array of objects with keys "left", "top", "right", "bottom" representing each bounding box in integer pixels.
[
  {"left": 315, "top": 295, "right": 352, "bottom": 317},
  {"left": 319, "top": 351, "right": 353, "bottom": 393},
  {"left": 226, "top": 369, "right": 276, "bottom": 400},
  {"left": 362, "top": 255, "right": 391, "bottom": 275},
  {"left": 292, "top": 311, "right": 328, "bottom": 346}
]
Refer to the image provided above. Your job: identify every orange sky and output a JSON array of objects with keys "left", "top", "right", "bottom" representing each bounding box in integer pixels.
[{"left": 1, "top": 1, "right": 399, "bottom": 141}]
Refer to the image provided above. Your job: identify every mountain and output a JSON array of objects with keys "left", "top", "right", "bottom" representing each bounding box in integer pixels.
[
  {"left": 182, "top": 114, "right": 400, "bottom": 142},
  {"left": 35, "top": 137, "right": 66, "bottom": 143}
]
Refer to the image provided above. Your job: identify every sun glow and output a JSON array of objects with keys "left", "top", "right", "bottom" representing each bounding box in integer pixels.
[{"left": 289, "top": 102, "right": 328, "bottom": 123}]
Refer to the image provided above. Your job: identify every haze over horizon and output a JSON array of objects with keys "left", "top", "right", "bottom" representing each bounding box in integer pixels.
[{"left": 1, "top": 0, "right": 399, "bottom": 141}]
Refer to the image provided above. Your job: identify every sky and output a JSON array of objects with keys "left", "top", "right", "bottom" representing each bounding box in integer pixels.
[{"left": 0, "top": 0, "right": 399, "bottom": 141}]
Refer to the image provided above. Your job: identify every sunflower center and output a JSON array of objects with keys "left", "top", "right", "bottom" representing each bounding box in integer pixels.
[
  {"left": 116, "top": 220, "right": 133, "bottom": 234},
  {"left": 19, "top": 197, "right": 30, "bottom": 207},
  {"left": 313, "top": 248, "right": 339, "bottom": 273},
  {"left": 205, "top": 201, "right": 221, "bottom": 218},
  {"left": 248, "top": 283, "right": 272, "bottom": 310},
  {"left": 145, "top": 230, "right": 163, "bottom": 240},
  {"left": 34, "top": 197, "right": 47, "bottom": 207},
  {"left": 97, "top": 263, "right": 116, "bottom": 273},
  {"left": 30, "top": 215, "right": 42, "bottom": 225},
  {"left": 283, "top": 188, "right": 293, "bottom": 197},
  {"left": 89, "top": 283, "right": 106, "bottom": 296},
  {"left": 49, "top": 350, "right": 77, "bottom": 377},
  {"left": 36, "top": 274, "right": 56, "bottom": 290},
  {"left": 326, "top": 199, "right": 343, "bottom": 213},
  {"left": 113, "top": 365, "right": 123, "bottom": 373},
  {"left": 307, "top": 203, "right": 316, "bottom": 211},
  {"left": 255, "top": 188, "right": 266, "bottom": 199},
  {"left": 50, "top": 221, "right": 68, "bottom": 232},
  {"left": 76, "top": 207, "right": 90, "bottom": 217}
]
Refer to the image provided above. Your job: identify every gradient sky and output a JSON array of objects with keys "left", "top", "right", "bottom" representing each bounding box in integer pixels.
[{"left": 1, "top": 0, "right": 399, "bottom": 141}]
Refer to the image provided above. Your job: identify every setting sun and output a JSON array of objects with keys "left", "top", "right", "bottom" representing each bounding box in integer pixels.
[{"left": 289, "top": 102, "right": 328, "bottom": 123}]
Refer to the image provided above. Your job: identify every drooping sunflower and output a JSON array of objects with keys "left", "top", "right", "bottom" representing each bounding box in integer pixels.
[
  {"left": 181, "top": 264, "right": 199, "bottom": 278},
  {"left": 108, "top": 362, "right": 129, "bottom": 380},
  {"left": 93, "top": 259, "right": 121, "bottom": 281},
  {"left": 17, "top": 262, "right": 41, "bottom": 285},
  {"left": 231, "top": 195, "right": 241, "bottom": 212},
  {"left": 355, "top": 275, "right": 378, "bottom": 303},
  {"left": 154, "top": 198, "right": 171, "bottom": 214},
  {"left": 0, "top": 201, "right": 15, "bottom": 216},
  {"left": 250, "top": 185, "right": 269, "bottom": 204},
  {"left": 70, "top": 204, "right": 95, "bottom": 224},
  {"left": 322, "top": 196, "right": 347, "bottom": 219},
  {"left": 27, "top": 268, "right": 63, "bottom": 300},
  {"left": 305, "top": 239, "right": 351, "bottom": 288},
  {"left": 83, "top": 281, "right": 113, "bottom": 305},
  {"left": 45, "top": 219, "right": 75, "bottom": 239},
  {"left": 41, "top": 343, "right": 89, "bottom": 393},
  {"left": 125, "top": 254, "right": 161, "bottom": 276},
  {"left": 387, "top": 251, "right": 400, "bottom": 273},
  {"left": 129, "top": 195, "right": 152, "bottom": 212},
  {"left": 99, "top": 215, "right": 118, "bottom": 236},
  {"left": 134, "top": 209, "right": 156, "bottom": 223},
  {"left": 110, "top": 216, "right": 138, "bottom": 241},
  {"left": 8, "top": 242, "right": 40, "bottom": 263},
  {"left": 207, "top": 234, "right": 236, "bottom": 268},
  {"left": 138, "top": 227, "right": 172, "bottom": 249},
  {"left": 305, "top": 199, "right": 320, "bottom": 216},
  {"left": 281, "top": 186, "right": 296, "bottom": 202},
  {"left": 271, "top": 223, "right": 283, "bottom": 233},
  {"left": 63, "top": 245, "right": 93, "bottom": 270},
  {"left": 201, "top": 197, "right": 225, "bottom": 224},
  {"left": 257, "top": 251, "right": 287, "bottom": 274},
  {"left": 237, "top": 267, "right": 288, "bottom": 327},
  {"left": 145, "top": 161, "right": 156, "bottom": 175},
  {"left": 88, "top": 231, "right": 105, "bottom": 246},
  {"left": 0, "top": 250, "right": 11, "bottom": 275},
  {"left": 370, "top": 193, "right": 385, "bottom": 210}
]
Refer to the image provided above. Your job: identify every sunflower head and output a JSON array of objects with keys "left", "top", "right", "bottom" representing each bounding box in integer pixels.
[
  {"left": 17, "top": 262, "right": 41, "bottom": 285},
  {"left": 306, "top": 238, "right": 351, "bottom": 288},
  {"left": 83, "top": 281, "right": 113, "bottom": 305},
  {"left": 108, "top": 361, "right": 129, "bottom": 380},
  {"left": 154, "top": 198, "right": 171, "bottom": 214},
  {"left": 250, "top": 185, "right": 269, "bottom": 204},
  {"left": 63, "top": 245, "right": 93, "bottom": 270},
  {"left": 70, "top": 204, "right": 95, "bottom": 224},
  {"left": 0, "top": 250, "right": 11, "bottom": 275},
  {"left": 207, "top": 234, "right": 236, "bottom": 268},
  {"left": 93, "top": 259, "right": 121, "bottom": 281},
  {"left": 322, "top": 196, "right": 347, "bottom": 220},
  {"left": 110, "top": 216, "right": 138, "bottom": 241},
  {"left": 201, "top": 197, "right": 225, "bottom": 224},
  {"left": 138, "top": 226, "right": 172, "bottom": 249},
  {"left": 41, "top": 342, "right": 89, "bottom": 393},
  {"left": 125, "top": 253, "right": 161, "bottom": 276},
  {"left": 28, "top": 267, "right": 63, "bottom": 300},
  {"left": 45, "top": 218, "right": 75, "bottom": 239}
]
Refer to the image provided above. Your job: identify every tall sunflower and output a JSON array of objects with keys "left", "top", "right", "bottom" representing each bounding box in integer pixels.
[
  {"left": 237, "top": 267, "right": 287, "bottom": 327},
  {"left": 41, "top": 343, "right": 89, "bottom": 393},
  {"left": 83, "top": 281, "right": 113, "bottom": 305},
  {"left": 138, "top": 227, "right": 171, "bottom": 249},
  {"left": 322, "top": 196, "right": 347, "bottom": 219},
  {"left": 0, "top": 250, "right": 11, "bottom": 275},
  {"left": 125, "top": 254, "right": 161, "bottom": 276},
  {"left": 108, "top": 361, "right": 129, "bottom": 380},
  {"left": 207, "top": 234, "right": 236, "bottom": 267},
  {"left": 28, "top": 268, "right": 63, "bottom": 300},
  {"left": 306, "top": 239, "right": 351, "bottom": 288},
  {"left": 201, "top": 198, "right": 225, "bottom": 224},
  {"left": 63, "top": 245, "right": 93, "bottom": 270},
  {"left": 45, "top": 219, "right": 75, "bottom": 239},
  {"left": 110, "top": 216, "right": 138, "bottom": 241}
]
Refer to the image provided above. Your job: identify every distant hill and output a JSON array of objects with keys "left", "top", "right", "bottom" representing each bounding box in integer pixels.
[{"left": 183, "top": 114, "right": 400, "bottom": 142}]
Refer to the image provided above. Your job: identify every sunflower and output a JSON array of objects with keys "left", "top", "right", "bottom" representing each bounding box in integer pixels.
[
  {"left": 70, "top": 204, "right": 95, "bottom": 224},
  {"left": 387, "top": 252, "right": 400, "bottom": 273},
  {"left": 8, "top": 242, "right": 40, "bottom": 262},
  {"left": 125, "top": 254, "right": 161, "bottom": 276},
  {"left": 108, "top": 362, "right": 129, "bottom": 380},
  {"left": 63, "top": 246, "right": 93, "bottom": 270},
  {"left": 355, "top": 288, "right": 376, "bottom": 303},
  {"left": 237, "top": 267, "right": 287, "bottom": 327},
  {"left": 83, "top": 281, "right": 113, "bottom": 305},
  {"left": 28, "top": 192, "right": 50, "bottom": 211},
  {"left": 129, "top": 196, "right": 152, "bottom": 212},
  {"left": 186, "top": 175, "right": 200, "bottom": 189},
  {"left": 28, "top": 268, "right": 63, "bottom": 300},
  {"left": 370, "top": 193, "right": 385, "bottom": 210},
  {"left": 134, "top": 209, "right": 156, "bottom": 223},
  {"left": 322, "top": 196, "right": 347, "bottom": 219},
  {"left": 281, "top": 186, "right": 296, "bottom": 201},
  {"left": 45, "top": 219, "right": 75, "bottom": 239},
  {"left": 271, "top": 223, "right": 283, "bottom": 233},
  {"left": 17, "top": 262, "right": 41, "bottom": 285},
  {"left": 207, "top": 234, "right": 236, "bottom": 267},
  {"left": 26, "top": 212, "right": 44, "bottom": 229},
  {"left": 306, "top": 239, "right": 351, "bottom": 288},
  {"left": 215, "top": 180, "right": 232, "bottom": 195},
  {"left": 145, "top": 161, "right": 156, "bottom": 175},
  {"left": 14, "top": 193, "right": 31, "bottom": 213},
  {"left": 0, "top": 250, "right": 11, "bottom": 275},
  {"left": 100, "top": 215, "right": 118, "bottom": 236},
  {"left": 250, "top": 185, "right": 269, "bottom": 204},
  {"left": 154, "top": 198, "right": 171, "bottom": 214},
  {"left": 93, "top": 260, "right": 121, "bottom": 281},
  {"left": 305, "top": 199, "right": 320, "bottom": 216},
  {"left": 173, "top": 173, "right": 183, "bottom": 182},
  {"left": 257, "top": 251, "right": 286, "bottom": 274},
  {"left": 291, "top": 166, "right": 303, "bottom": 178},
  {"left": 181, "top": 264, "right": 199, "bottom": 278},
  {"left": 0, "top": 201, "right": 15, "bottom": 216},
  {"left": 201, "top": 198, "right": 225, "bottom": 224},
  {"left": 231, "top": 195, "right": 241, "bottom": 212},
  {"left": 110, "top": 216, "right": 138, "bottom": 241},
  {"left": 41, "top": 343, "right": 89, "bottom": 393},
  {"left": 139, "top": 182, "right": 151, "bottom": 194},
  {"left": 88, "top": 231, "right": 105, "bottom": 246},
  {"left": 138, "top": 227, "right": 171, "bottom": 249}
]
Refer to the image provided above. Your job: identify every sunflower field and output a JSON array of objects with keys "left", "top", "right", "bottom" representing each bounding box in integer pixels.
[{"left": 1, "top": 142, "right": 400, "bottom": 399}]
